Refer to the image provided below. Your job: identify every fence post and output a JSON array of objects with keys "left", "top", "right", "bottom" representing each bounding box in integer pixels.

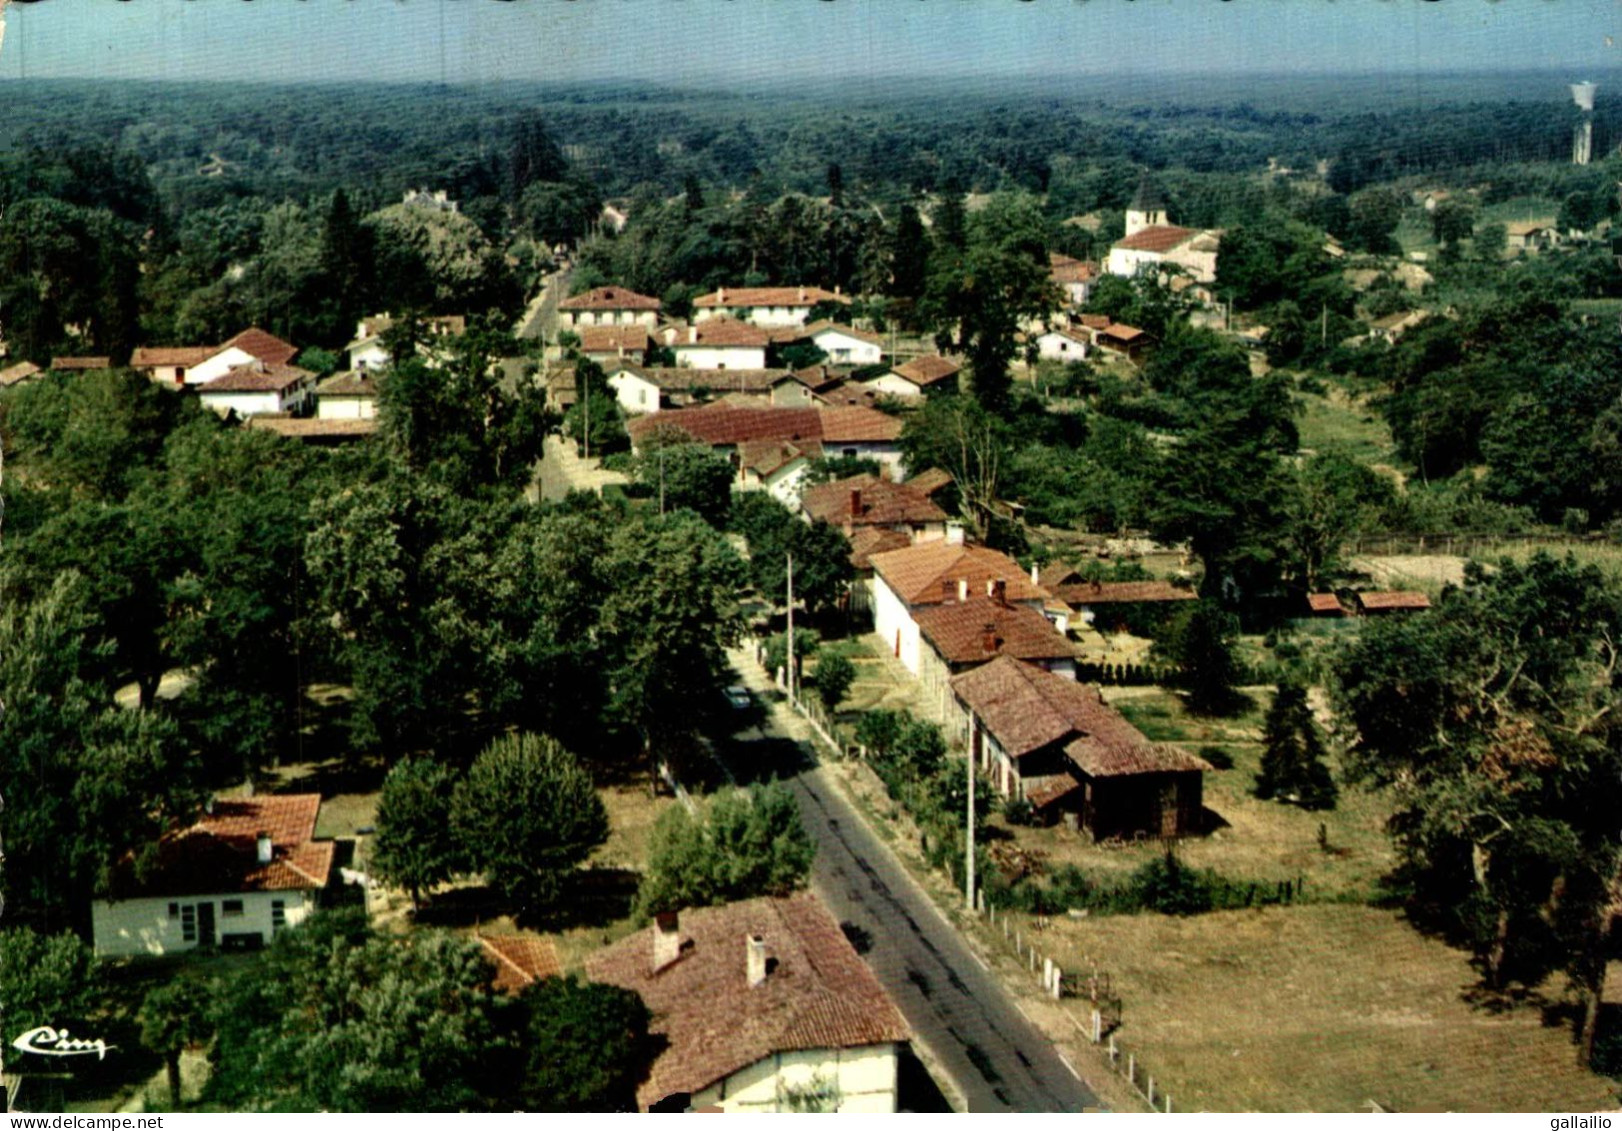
[
  {"left": 1029, "top": 948, "right": 1037, "bottom": 973},
  {"left": 1165, "top": 1094, "right": 1172, "bottom": 1114},
  {"left": 1127, "top": 1054, "right": 1135, "bottom": 1084},
  {"left": 1043, "top": 956, "right": 1053, "bottom": 989},
  {"left": 1003, "top": 918, "right": 1010, "bottom": 939},
  {"left": 1051, "top": 965, "right": 1062, "bottom": 1000},
  {"left": 1108, "top": 1033, "right": 1118, "bottom": 1064},
  {"left": 1147, "top": 1077, "right": 1155, "bottom": 1107},
  {"left": 1015, "top": 929, "right": 1021, "bottom": 955},
  {"left": 1091, "top": 1009, "right": 1102, "bottom": 1043}
]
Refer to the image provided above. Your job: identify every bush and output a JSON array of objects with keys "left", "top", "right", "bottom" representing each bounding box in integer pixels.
[
  {"left": 1198, "top": 744, "right": 1234, "bottom": 770},
  {"left": 1002, "top": 796, "right": 1036, "bottom": 826},
  {"left": 812, "top": 648, "right": 856, "bottom": 711}
]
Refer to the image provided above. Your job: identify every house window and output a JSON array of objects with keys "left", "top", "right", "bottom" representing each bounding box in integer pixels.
[
  {"left": 222, "top": 899, "right": 245, "bottom": 917},
  {"left": 843, "top": 448, "right": 857, "bottom": 460},
  {"left": 168, "top": 902, "right": 180, "bottom": 920},
  {"left": 181, "top": 904, "right": 197, "bottom": 943},
  {"left": 271, "top": 900, "right": 287, "bottom": 934}
]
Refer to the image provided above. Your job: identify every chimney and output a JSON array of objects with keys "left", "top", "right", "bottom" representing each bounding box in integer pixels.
[
  {"left": 983, "top": 622, "right": 999, "bottom": 654},
  {"left": 993, "top": 578, "right": 1008, "bottom": 606},
  {"left": 256, "top": 832, "right": 273, "bottom": 865},
  {"left": 689, "top": 326, "right": 698, "bottom": 344},
  {"left": 652, "top": 910, "right": 681, "bottom": 973},
  {"left": 798, "top": 286, "right": 807, "bottom": 303},
  {"left": 746, "top": 934, "right": 769, "bottom": 988},
  {"left": 834, "top": 284, "right": 842, "bottom": 296},
  {"left": 718, "top": 286, "right": 727, "bottom": 303},
  {"left": 957, "top": 578, "right": 969, "bottom": 603},
  {"left": 1030, "top": 562, "right": 1040, "bottom": 585},
  {"left": 849, "top": 487, "right": 862, "bottom": 517}
]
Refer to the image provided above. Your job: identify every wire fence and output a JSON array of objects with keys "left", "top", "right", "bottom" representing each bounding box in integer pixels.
[
  {"left": 1347, "top": 532, "right": 1616, "bottom": 559},
  {"left": 977, "top": 898, "right": 1181, "bottom": 1113}
]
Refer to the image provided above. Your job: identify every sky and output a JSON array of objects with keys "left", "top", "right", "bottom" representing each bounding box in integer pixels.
[{"left": 0, "top": 0, "right": 1618, "bottom": 87}]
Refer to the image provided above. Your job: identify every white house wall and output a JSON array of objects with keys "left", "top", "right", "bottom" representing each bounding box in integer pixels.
[
  {"left": 861, "top": 373, "right": 923, "bottom": 399},
  {"left": 696, "top": 305, "right": 812, "bottom": 328},
  {"left": 317, "top": 396, "right": 376, "bottom": 421},
  {"left": 873, "top": 578, "right": 923, "bottom": 674},
  {"left": 688, "top": 1043, "right": 900, "bottom": 1113},
  {"left": 608, "top": 372, "right": 662, "bottom": 414},
  {"left": 673, "top": 345, "right": 768, "bottom": 370},
  {"left": 186, "top": 347, "right": 256, "bottom": 386},
  {"left": 563, "top": 310, "right": 658, "bottom": 329},
  {"left": 810, "top": 331, "right": 882, "bottom": 366},
  {"left": 200, "top": 390, "right": 289, "bottom": 418},
  {"left": 92, "top": 890, "right": 317, "bottom": 957}
]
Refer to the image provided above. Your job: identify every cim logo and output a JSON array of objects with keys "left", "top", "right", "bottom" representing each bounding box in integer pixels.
[{"left": 11, "top": 1026, "right": 114, "bottom": 1060}]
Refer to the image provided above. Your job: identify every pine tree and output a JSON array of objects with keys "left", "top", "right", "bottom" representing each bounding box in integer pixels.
[
  {"left": 890, "top": 202, "right": 929, "bottom": 299},
  {"left": 1257, "top": 680, "right": 1337, "bottom": 809}
]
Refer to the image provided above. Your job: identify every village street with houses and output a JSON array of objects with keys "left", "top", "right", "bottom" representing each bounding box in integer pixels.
[{"left": 7, "top": 4, "right": 1622, "bottom": 1118}]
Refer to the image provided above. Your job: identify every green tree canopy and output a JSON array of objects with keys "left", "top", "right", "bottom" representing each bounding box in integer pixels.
[
  {"left": 370, "top": 758, "right": 467, "bottom": 909},
  {"left": 636, "top": 783, "right": 815, "bottom": 915}
]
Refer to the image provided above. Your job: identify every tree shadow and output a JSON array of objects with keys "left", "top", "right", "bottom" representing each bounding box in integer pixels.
[
  {"left": 1197, "top": 806, "right": 1232, "bottom": 835},
  {"left": 840, "top": 921, "right": 874, "bottom": 955},
  {"left": 724, "top": 736, "right": 814, "bottom": 785},
  {"left": 411, "top": 883, "right": 507, "bottom": 928},
  {"left": 272, "top": 754, "right": 388, "bottom": 799}
]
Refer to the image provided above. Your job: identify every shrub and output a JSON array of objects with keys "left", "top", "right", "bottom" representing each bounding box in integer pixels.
[
  {"left": 1198, "top": 744, "right": 1235, "bottom": 770},
  {"left": 1002, "top": 796, "right": 1036, "bottom": 826}
]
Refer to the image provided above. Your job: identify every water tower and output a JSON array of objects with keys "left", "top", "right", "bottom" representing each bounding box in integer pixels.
[{"left": 1572, "top": 81, "right": 1597, "bottom": 165}]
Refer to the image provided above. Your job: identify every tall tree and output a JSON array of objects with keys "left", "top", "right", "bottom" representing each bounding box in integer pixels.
[
  {"left": 889, "top": 201, "right": 930, "bottom": 301},
  {"left": 517, "top": 976, "right": 655, "bottom": 1112},
  {"left": 370, "top": 758, "right": 466, "bottom": 909},
  {"left": 1255, "top": 680, "right": 1337, "bottom": 809},
  {"left": 636, "top": 783, "right": 815, "bottom": 915},
  {"left": 452, "top": 733, "right": 609, "bottom": 916},
  {"left": 1333, "top": 555, "right": 1622, "bottom": 1062},
  {"left": 139, "top": 980, "right": 214, "bottom": 1110}
]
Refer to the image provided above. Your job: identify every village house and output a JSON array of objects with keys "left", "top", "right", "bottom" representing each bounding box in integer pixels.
[
  {"left": 1106, "top": 177, "right": 1220, "bottom": 285},
  {"left": 50, "top": 356, "right": 113, "bottom": 372},
  {"left": 861, "top": 355, "right": 960, "bottom": 399},
  {"left": 345, "top": 314, "right": 465, "bottom": 372},
  {"left": 665, "top": 318, "right": 772, "bottom": 369},
  {"left": 1034, "top": 327, "right": 1092, "bottom": 363},
  {"left": 774, "top": 320, "right": 885, "bottom": 367},
  {"left": 1368, "top": 309, "right": 1430, "bottom": 344},
  {"left": 602, "top": 362, "right": 806, "bottom": 415},
  {"left": 1048, "top": 577, "right": 1197, "bottom": 630},
  {"left": 628, "top": 402, "right": 905, "bottom": 482},
  {"left": 914, "top": 594, "right": 1076, "bottom": 718},
  {"left": 692, "top": 285, "right": 851, "bottom": 328},
  {"left": 557, "top": 285, "right": 662, "bottom": 328},
  {"left": 737, "top": 438, "right": 824, "bottom": 506},
  {"left": 1049, "top": 252, "right": 1099, "bottom": 307},
  {"left": 585, "top": 893, "right": 910, "bottom": 1113},
  {"left": 869, "top": 541, "right": 1050, "bottom": 675},
  {"left": 314, "top": 369, "right": 379, "bottom": 420},
  {"left": 577, "top": 323, "right": 651, "bottom": 365},
  {"left": 1505, "top": 220, "right": 1559, "bottom": 253},
  {"left": 799, "top": 474, "right": 950, "bottom": 543},
  {"left": 951, "top": 655, "right": 1212, "bottom": 839},
  {"left": 92, "top": 794, "right": 335, "bottom": 957},
  {"left": 129, "top": 346, "right": 214, "bottom": 386},
  {"left": 197, "top": 361, "right": 317, "bottom": 418},
  {"left": 1353, "top": 590, "right": 1431, "bottom": 615}
]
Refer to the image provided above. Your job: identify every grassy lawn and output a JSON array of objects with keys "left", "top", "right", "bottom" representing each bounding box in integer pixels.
[
  {"left": 1012, "top": 903, "right": 1618, "bottom": 1112},
  {"left": 1483, "top": 540, "right": 1622, "bottom": 583},
  {"left": 1292, "top": 385, "right": 1400, "bottom": 469},
  {"left": 987, "top": 687, "right": 1396, "bottom": 902}
]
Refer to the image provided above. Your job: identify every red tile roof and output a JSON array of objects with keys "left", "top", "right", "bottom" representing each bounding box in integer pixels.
[
  {"left": 952, "top": 656, "right": 1212, "bottom": 777},
  {"left": 51, "top": 356, "right": 112, "bottom": 371},
  {"left": 673, "top": 318, "right": 772, "bottom": 348},
  {"left": 585, "top": 893, "right": 909, "bottom": 1109},
  {"left": 218, "top": 327, "right": 298, "bottom": 367},
  {"left": 1113, "top": 225, "right": 1198, "bottom": 253},
  {"left": 848, "top": 526, "right": 911, "bottom": 570},
  {"left": 1101, "top": 324, "right": 1147, "bottom": 344},
  {"left": 559, "top": 285, "right": 662, "bottom": 312},
  {"left": 738, "top": 437, "right": 822, "bottom": 477},
  {"left": 890, "top": 356, "right": 960, "bottom": 387},
  {"left": 316, "top": 370, "right": 378, "bottom": 397},
  {"left": 1355, "top": 590, "right": 1432, "bottom": 611},
  {"left": 579, "top": 324, "right": 650, "bottom": 354},
  {"left": 480, "top": 934, "right": 563, "bottom": 994},
  {"left": 200, "top": 361, "right": 314, "bottom": 394},
  {"left": 905, "top": 468, "right": 954, "bottom": 496},
  {"left": 1077, "top": 313, "right": 1111, "bottom": 331},
  {"left": 617, "top": 366, "right": 796, "bottom": 394},
  {"left": 693, "top": 286, "right": 850, "bottom": 309},
  {"left": 108, "top": 794, "right": 334, "bottom": 899},
  {"left": 914, "top": 596, "right": 1074, "bottom": 666},
  {"left": 0, "top": 361, "right": 42, "bottom": 387},
  {"left": 870, "top": 542, "right": 1046, "bottom": 607},
  {"left": 1049, "top": 254, "right": 1099, "bottom": 284},
  {"left": 628, "top": 404, "right": 898, "bottom": 449},
  {"left": 130, "top": 346, "right": 214, "bottom": 368},
  {"left": 247, "top": 417, "right": 376, "bottom": 440},
  {"left": 801, "top": 475, "right": 946, "bottom": 528},
  {"left": 1306, "top": 593, "right": 1346, "bottom": 615},
  {"left": 1056, "top": 580, "right": 1197, "bottom": 607},
  {"left": 801, "top": 320, "right": 884, "bottom": 346}
]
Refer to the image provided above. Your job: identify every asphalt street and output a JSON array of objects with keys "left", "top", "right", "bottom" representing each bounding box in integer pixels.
[{"left": 724, "top": 657, "right": 1102, "bottom": 1114}]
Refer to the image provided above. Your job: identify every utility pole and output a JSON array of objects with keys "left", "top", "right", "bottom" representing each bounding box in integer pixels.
[
  {"left": 658, "top": 445, "right": 666, "bottom": 516},
  {"left": 785, "top": 552, "right": 796, "bottom": 704},
  {"left": 966, "top": 722, "right": 977, "bottom": 912},
  {"left": 1321, "top": 301, "right": 1328, "bottom": 348}
]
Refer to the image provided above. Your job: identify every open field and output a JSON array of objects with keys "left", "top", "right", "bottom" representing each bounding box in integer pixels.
[
  {"left": 1293, "top": 386, "right": 1401, "bottom": 469},
  {"left": 1009, "top": 903, "right": 1619, "bottom": 1112}
]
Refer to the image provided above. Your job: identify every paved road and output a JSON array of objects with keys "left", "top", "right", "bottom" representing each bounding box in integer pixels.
[
  {"left": 517, "top": 264, "right": 570, "bottom": 342},
  {"left": 725, "top": 656, "right": 1101, "bottom": 1114}
]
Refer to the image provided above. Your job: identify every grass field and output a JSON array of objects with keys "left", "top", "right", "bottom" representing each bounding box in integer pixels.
[
  {"left": 1014, "top": 903, "right": 1619, "bottom": 1112},
  {"left": 990, "top": 687, "right": 1396, "bottom": 902},
  {"left": 1293, "top": 385, "right": 1401, "bottom": 470}
]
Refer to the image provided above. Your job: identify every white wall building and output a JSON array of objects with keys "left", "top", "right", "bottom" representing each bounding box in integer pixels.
[{"left": 691, "top": 286, "right": 851, "bottom": 328}]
